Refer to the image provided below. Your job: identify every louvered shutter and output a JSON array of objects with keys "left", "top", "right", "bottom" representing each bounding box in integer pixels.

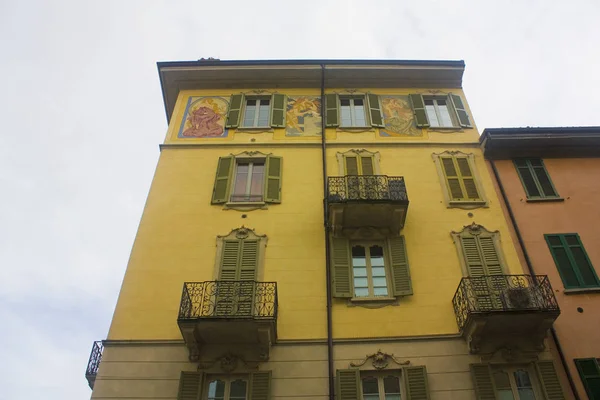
[
  {"left": 389, "top": 236, "right": 413, "bottom": 296},
  {"left": 479, "top": 236, "right": 503, "bottom": 275},
  {"left": 211, "top": 156, "right": 234, "bottom": 204},
  {"left": 514, "top": 159, "right": 542, "bottom": 198},
  {"left": 441, "top": 157, "right": 465, "bottom": 200},
  {"left": 264, "top": 155, "right": 282, "bottom": 203},
  {"left": 405, "top": 366, "right": 430, "bottom": 400},
  {"left": 360, "top": 156, "right": 375, "bottom": 175},
  {"left": 336, "top": 369, "right": 360, "bottom": 400},
  {"left": 575, "top": 359, "right": 600, "bottom": 400},
  {"left": 461, "top": 236, "right": 486, "bottom": 277},
  {"left": 325, "top": 94, "right": 339, "bottom": 127},
  {"left": 409, "top": 94, "right": 430, "bottom": 128},
  {"left": 239, "top": 240, "right": 258, "bottom": 280},
  {"left": 470, "top": 364, "right": 497, "bottom": 400},
  {"left": 219, "top": 240, "right": 241, "bottom": 280},
  {"left": 249, "top": 371, "right": 272, "bottom": 400},
  {"left": 456, "top": 158, "right": 481, "bottom": 200},
  {"left": 270, "top": 94, "right": 286, "bottom": 128},
  {"left": 449, "top": 93, "right": 472, "bottom": 128},
  {"left": 226, "top": 94, "right": 244, "bottom": 128},
  {"left": 535, "top": 361, "right": 565, "bottom": 400},
  {"left": 331, "top": 237, "right": 352, "bottom": 298},
  {"left": 367, "top": 93, "right": 384, "bottom": 127},
  {"left": 177, "top": 371, "right": 203, "bottom": 400},
  {"left": 345, "top": 156, "right": 359, "bottom": 175}
]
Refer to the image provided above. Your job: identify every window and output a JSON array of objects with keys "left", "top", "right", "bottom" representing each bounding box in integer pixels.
[
  {"left": 433, "top": 152, "right": 487, "bottom": 208},
  {"left": 211, "top": 153, "right": 282, "bottom": 205},
  {"left": 575, "top": 358, "right": 600, "bottom": 399},
  {"left": 330, "top": 236, "right": 412, "bottom": 299},
  {"left": 409, "top": 93, "right": 472, "bottom": 128},
  {"left": 361, "top": 373, "right": 401, "bottom": 400},
  {"left": 492, "top": 367, "right": 538, "bottom": 400},
  {"left": 206, "top": 377, "right": 248, "bottom": 400},
  {"left": 352, "top": 243, "right": 390, "bottom": 298},
  {"left": 325, "top": 93, "right": 384, "bottom": 128},
  {"left": 545, "top": 234, "right": 600, "bottom": 289},
  {"left": 340, "top": 97, "right": 367, "bottom": 127},
  {"left": 514, "top": 159, "right": 559, "bottom": 199},
  {"left": 336, "top": 149, "right": 380, "bottom": 176},
  {"left": 242, "top": 98, "right": 270, "bottom": 127}
]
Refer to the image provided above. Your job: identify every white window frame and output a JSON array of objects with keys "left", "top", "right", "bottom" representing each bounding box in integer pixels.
[
  {"left": 205, "top": 376, "right": 249, "bottom": 400},
  {"left": 492, "top": 366, "right": 542, "bottom": 400},
  {"left": 242, "top": 97, "right": 271, "bottom": 128},
  {"left": 351, "top": 241, "right": 392, "bottom": 299},
  {"left": 424, "top": 96, "right": 456, "bottom": 128},
  {"left": 360, "top": 371, "right": 403, "bottom": 400},
  {"left": 340, "top": 96, "right": 368, "bottom": 127},
  {"left": 230, "top": 159, "right": 266, "bottom": 203}
]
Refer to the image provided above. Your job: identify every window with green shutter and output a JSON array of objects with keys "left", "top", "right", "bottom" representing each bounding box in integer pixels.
[
  {"left": 201, "top": 374, "right": 271, "bottom": 400},
  {"left": 545, "top": 234, "right": 600, "bottom": 289},
  {"left": 226, "top": 93, "right": 287, "bottom": 129},
  {"left": 575, "top": 358, "right": 600, "bottom": 400},
  {"left": 340, "top": 367, "right": 430, "bottom": 400},
  {"left": 326, "top": 93, "right": 384, "bottom": 128},
  {"left": 409, "top": 93, "right": 472, "bottom": 129},
  {"left": 433, "top": 152, "right": 487, "bottom": 208},
  {"left": 514, "top": 159, "right": 559, "bottom": 199},
  {"left": 178, "top": 371, "right": 204, "bottom": 400}
]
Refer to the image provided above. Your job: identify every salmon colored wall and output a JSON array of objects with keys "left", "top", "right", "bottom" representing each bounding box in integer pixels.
[{"left": 493, "top": 157, "right": 600, "bottom": 398}]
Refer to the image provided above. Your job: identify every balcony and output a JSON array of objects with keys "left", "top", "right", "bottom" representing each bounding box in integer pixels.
[
  {"left": 85, "top": 341, "right": 103, "bottom": 389},
  {"left": 327, "top": 176, "right": 409, "bottom": 235},
  {"left": 178, "top": 281, "right": 277, "bottom": 361},
  {"left": 452, "top": 275, "right": 560, "bottom": 354}
]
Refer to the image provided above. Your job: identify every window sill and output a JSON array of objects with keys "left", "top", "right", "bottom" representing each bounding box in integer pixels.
[
  {"left": 428, "top": 126, "right": 464, "bottom": 131},
  {"left": 336, "top": 126, "right": 375, "bottom": 133},
  {"left": 223, "top": 202, "right": 268, "bottom": 211},
  {"left": 348, "top": 296, "right": 399, "bottom": 308},
  {"left": 525, "top": 197, "right": 564, "bottom": 203},
  {"left": 564, "top": 287, "right": 600, "bottom": 295},
  {"left": 447, "top": 200, "right": 488, "bottom": 209},
  {"left": 236, "top": 127, "right": 274, "bottom": 133}
]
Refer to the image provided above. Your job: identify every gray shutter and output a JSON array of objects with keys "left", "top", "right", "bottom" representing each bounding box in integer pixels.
[
  {"left": 535, "top": 361, "right": 565, "bottom": 400},
  {"left": 336, "top": 369, "right": 360, "bottom": 400},
  {"left": 264, "top": 155, "right": 282, "bottom": 203},
  {"left": 226, "top": 94, "right": 244, "bottom": 128},
  {"left": 211, "top": 156, "right": 234, "bottom": 204},
  {"left": 270, "top": 94, "right": 286, "bottom": 128},
  {"left": 449, "top": 93, "right": 472, "bottom": 128},
  {"left": 249, "top": 371, "right": 272, "bottom": 400},
  {"left": 404, "top": 366, "right": 430, "bottom": 400},
  {"left": 177, "top": 371, "right": 203, "bottom": 400},
  {"left": 367, "top": 93, "right": 384, "bottom": 127},
  {"left": 325, "top": 94, "right": 339, "bottom": 127},
  {"left": 470, "top": 364, "right": 497, "bottom": 400},
  {"left": 331, "top": 237, "right": 352, "bottom": 298},
  {"left": 409, "top": 94, "right": 430, "bottom": 128},
  {"left": 389, "top": 236, "right": 413, "bottom": 296}
]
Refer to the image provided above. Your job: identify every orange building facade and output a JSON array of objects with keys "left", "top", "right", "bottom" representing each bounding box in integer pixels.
[{"left": 481, "top": 127, "right": 600, "bottom": 400}]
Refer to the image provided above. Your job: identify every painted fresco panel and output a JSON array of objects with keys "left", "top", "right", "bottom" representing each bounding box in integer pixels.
[
  {"left": 286, "top": 96, "right": 321, "bottom": 137},
  {"left": 178, "top": 96, "right": 229, "bottom": 138},
  {"left": 380, "top": 95, "right": 422, "bottom": 137}
]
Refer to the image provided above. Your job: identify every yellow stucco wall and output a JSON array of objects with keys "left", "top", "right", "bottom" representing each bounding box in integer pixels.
[{"left": 108, "top": 88, "right": 526, "bottom": 341}]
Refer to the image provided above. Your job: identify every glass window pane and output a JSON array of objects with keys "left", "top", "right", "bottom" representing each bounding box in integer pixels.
[
  {"left": 249, "top": 163, "right": 265, "bottom": 199},
  {"left": 437, "top": 104, "right": 453, "bottom": 127},
  {"left": 587, "top": 377, "right": 600, "bottom": 399},
  {"left": 533, "top": 166, "right": 557, "bottom": 197},
  {"left": 258, "top": 103, "right": 270, "bottom": 126},
  {"left": 354, "top": 287, "right": 369, "bottom": 297},
  {"left": 497, "top": 390, "right": 515, "bottom": 400},
  {"left": 571, "top": 247, "right": 599, "bottom": 286},
  {"left": 373, "top": 277, "right": 387, "bottom": 287},
  {"left": 372, "top": 266, "right": 386, "bottom": 277},
  {"left": 353, "top": 267, "right": 367, "bottom": 277},
  {"left": 230, "top": 379, "right": 248, "bottom": 399},
  {"left": 340, "top": 99, "right": 351, "bottom": 106},
  {"left": 529, "top": 159, "right": 543, "bottom": 167},
  {"left": 352, "top": 246, "right": 367, "bottom": 266},
  {"left": 424, "top": 99, "right": 434, "bottom": 106},
  {"left": 341, "top": 106, "right": 352, "bottom": 126},
  {"left": 547, "top": 236, "right": 562, "bottom": 246},
  {"left": 425, "top": 105, "right": 439, "bottom": 127},
  {"left": 354, "top": 105, "right": 366, "bottom": 126},
  {"left": 354, "top": 277, "right": 369, "bottom": 288},
  {"left": 374, "top": 287, "right": 388, "bottom": 296},
  {"left": 353, "top": 98, "right": 364, "bottom": 106},
  {"left": 518, "top": 167, "right": 541, "bottom": 197},
  {"left": 565, "top": 235, "right": 580, "bottom": 246},
  {"left": 362, "top": 377, "right": 379, "bottom": 394},
  {"left": 516, "top": 389, "right": 536, "bottom": 400},
  {"left": 207, "top": 379, "right": 226, "bottom": 400},
  {"left": 553, "top": 247, "right": 581, "bottom": 287},
  {"left": 493, "top": 371, "right": 512, "bottom": 390},
  {"left": 514, "top": 370, "right": 533, "bottom": 388},
  {"left": 232, "top": 164, "right": 249, "bottom": 198},
  {"left": 243, "top": 100, "right": 257, "bottom": 127}
]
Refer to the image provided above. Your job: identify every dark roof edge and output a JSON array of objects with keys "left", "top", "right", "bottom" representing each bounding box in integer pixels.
[
  {"left": 157, "top": 59, "right": 465, "bottom": 69},
  {"left": 482, "top": 126, "right": 600, "bottom": 137}
]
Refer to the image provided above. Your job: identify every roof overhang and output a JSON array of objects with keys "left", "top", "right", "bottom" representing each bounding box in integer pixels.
[
  {"left": 480, "top": 127, "right": 600, "bottom": 159},
  {"left": 157, "top": 59, "right": 465, "bottom": 123}
]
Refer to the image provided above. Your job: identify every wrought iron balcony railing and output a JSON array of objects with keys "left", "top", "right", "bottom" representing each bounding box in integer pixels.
[
  {"left": 178, "top": 281, "right": 277, "bottom": 320},
  {"left": 452, "top": 275, "right": 559, "bottom": 332},
  {"left": 327, "top": 175, "right": 408, "bottom": 203},
  {"left": 85, "top": 340, "right": 103, "bottom": 389}
]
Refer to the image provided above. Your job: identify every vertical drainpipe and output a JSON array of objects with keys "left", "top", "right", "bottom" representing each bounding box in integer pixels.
[
  {"left": 320, "top": 64, "right": 335, "bottom": 400},
  {"left": 487, "top": 152, "right": 580, "bottom": 400}
]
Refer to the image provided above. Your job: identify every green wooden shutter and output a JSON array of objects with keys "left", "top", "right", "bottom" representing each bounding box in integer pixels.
[
  {"left": 441, "top": 157, "right": 465, "bottom": 200},
  {"left": 514, "top": 159, "right": 542, "bottom": 198},
  {"left": 360, "top": 156, "right": 375, "bottom": 175},
  {"left": 470, "top": 364, "right": 497, "bottom": 400},
  {"left": 389, "top": 236, "right": 413, "bottom": 296},
  {"left": 325, "top": 94, "right": 339, "bottom": 127},
  {"left": 535, "top": 361, "right": 565, "bottom": 400},
  {"left": 239, "top": 239, "right": 258, "bottom": 281},
  {"left": 404, "top": 366, "right": 430, "bottom": 400},
  {"left": 331, "top": 237, "right": 352, "bottom": 298},
  {"left": 264, "top": 155, "right": 282, "bottom": 203},
  {"left": 449, "top": 93, "right": 472, "bottom": 128},
  {"left": 226, "top": 94, "right": 244, "bottom": 128},
  {"left": 270, "top": 94, "right": 286, "bottom": 128},
  {"left": 575, "top": 359, "right": 600, "bottom": 400},
  {"left": 220, "top": 240, "right": 241, "bottom": 280},
  {"left": 249, "top": 371, "right": 272, "bottom": 400},
  {"left": 336, "top": 369, "right": 360, "bottom": 400},
  {"left": 211, "top": 156, "right": 234, "bottom": 204},
  {"left": 345, "top": 156, "right": 359, "bottom": 175},
  {"left": 409, "top": 94, "right": 430, "bottom": 128},
  {"left": 479, "top": 237, "right": 503, "bottom": 275},
  {"left": 456, "top": 158, "right": 481, "bottom": 200},
  {"left": 461, "top": 236, "right": 486, "bottom": 276},
  {"left": 367, "top": 93, "right": 384, "bottom": 127},
  {"left": 177, "top": 371, "right": 203, "bottom": 400}
]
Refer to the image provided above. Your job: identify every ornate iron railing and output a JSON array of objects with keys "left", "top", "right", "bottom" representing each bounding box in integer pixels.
[
  {"left": 452, "top": 275, "right": 559, "bottom": 331},
  {"left": 327, "top": 175, "right": 408, "bottom": 203},
  {"left": 178, "top": 281, "right": 277, "bottom": 320},
  {"left": 85, "top": 340, "right": 103, "bottom": 389}
]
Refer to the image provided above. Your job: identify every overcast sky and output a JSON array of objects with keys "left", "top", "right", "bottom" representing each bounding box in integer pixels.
[{"left": 0, "top": 1, "right": 599, "bottom": 399}]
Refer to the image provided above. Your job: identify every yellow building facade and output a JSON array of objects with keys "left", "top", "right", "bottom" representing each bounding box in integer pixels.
[{"left": 86, "top": 60, "right": 570, "bottom": 400}]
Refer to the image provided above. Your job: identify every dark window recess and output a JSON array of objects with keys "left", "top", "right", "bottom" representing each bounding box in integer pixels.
[
  {"left": 545, "top": 234, "right": 600, "bottom": 289},
  {"left": 575, "top": 358, "right": 600, "bottom": 399},
  {"left": 514, "top": 158, "right": 558, "bottom": 199}
]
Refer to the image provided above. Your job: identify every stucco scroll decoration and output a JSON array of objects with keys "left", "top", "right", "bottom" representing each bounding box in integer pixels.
[
  {"left": 196, "top": 353, "right": 258, "bottom": 372},
  {"left": 231, "top": 151, "right": 272, "bottom": 158},
  {"left": 451, "top": 222, "right": 499, "bottom": 237},
  {"left": 216, "top": 226, "right": 267, "bottom": 241},
  {"left": 349, "top": 349, "right": 410, "bottom": 370}
]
